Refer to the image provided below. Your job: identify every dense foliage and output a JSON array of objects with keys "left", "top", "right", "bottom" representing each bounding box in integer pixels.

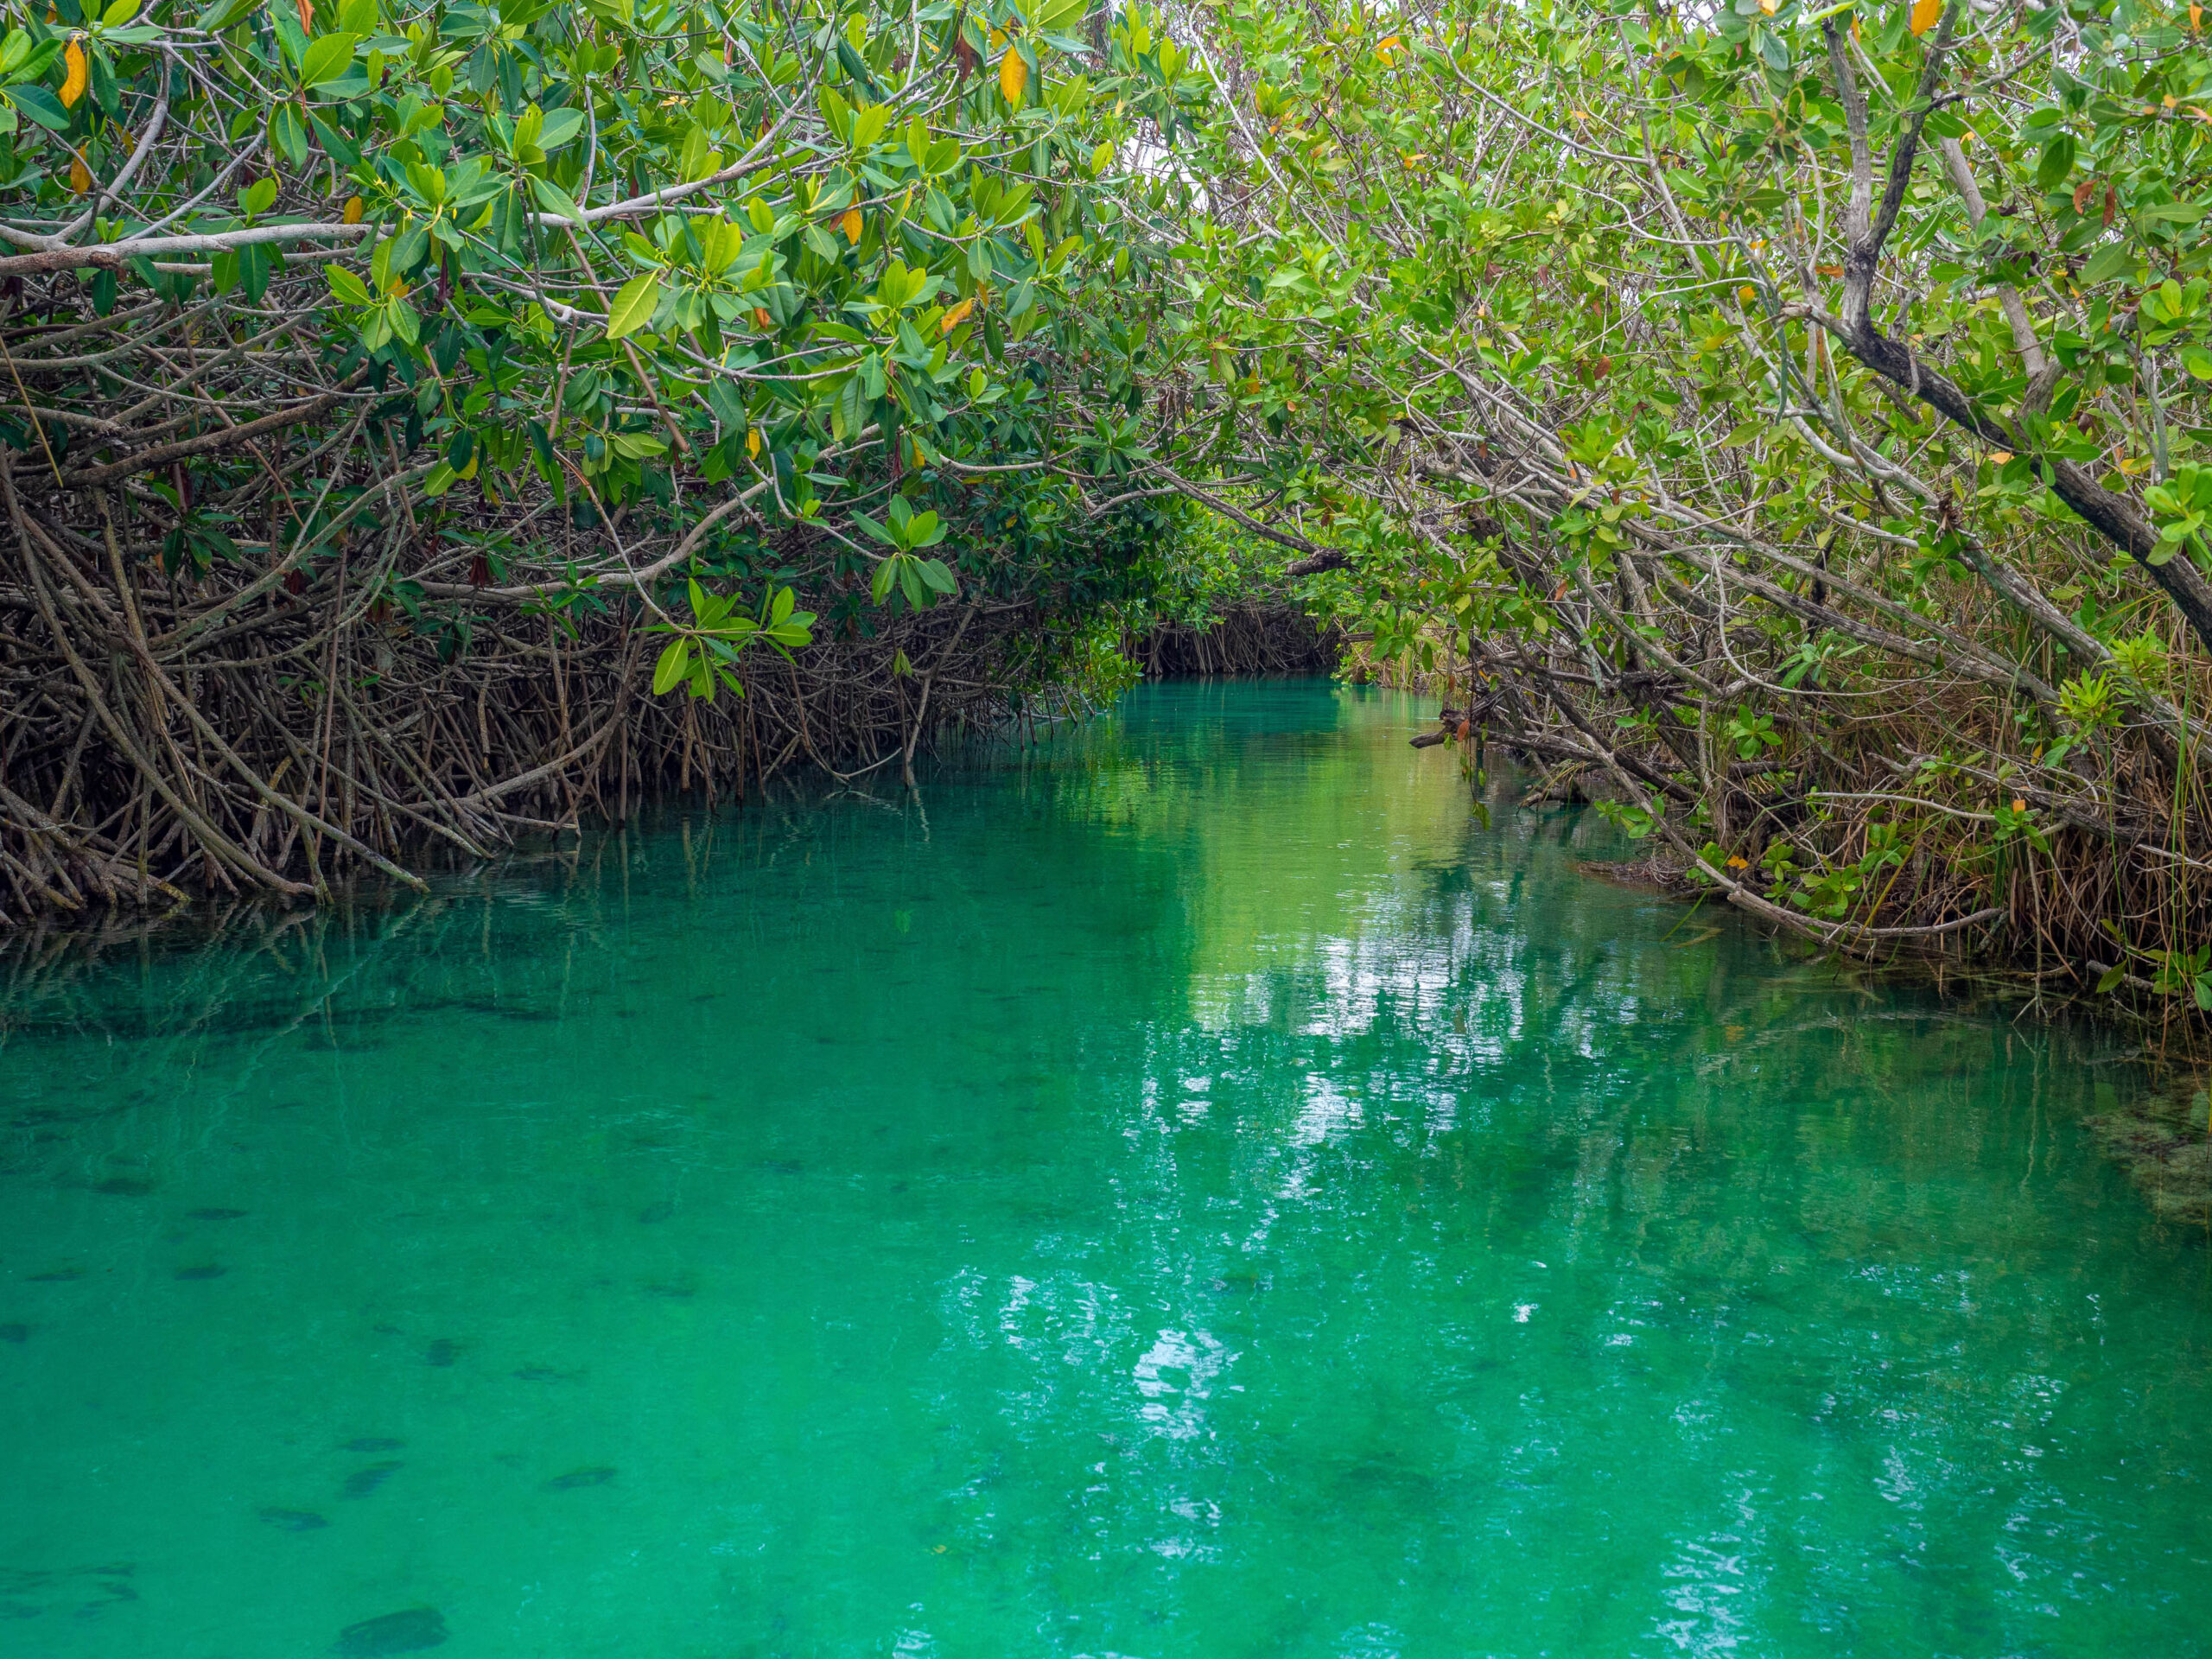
[
  {"left": 15, "top": 0, "right": 2212, "bottom": 1014},
  {"left": 0, "top": 0, "right": 1212, "bottom": 910},
  {"left": 1124, "top": 0, "right": 2212, "bottom": 1005}
]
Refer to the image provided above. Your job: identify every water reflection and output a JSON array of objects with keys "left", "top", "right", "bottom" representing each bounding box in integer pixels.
[{"left": 0, "top": 681, "right": 2206, "bottom": 1659}]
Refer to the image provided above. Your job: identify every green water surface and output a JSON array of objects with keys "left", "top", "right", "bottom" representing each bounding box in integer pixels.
[{"left": 2, "top": 680, "right": 2209, "bottom": 1658}]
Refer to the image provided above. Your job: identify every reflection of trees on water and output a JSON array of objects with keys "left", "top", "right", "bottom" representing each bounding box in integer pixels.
[
  {"left": 2, "top": 680, "right": 2204, "bottom": 1656},
  {"left": 944, "top": 683, "right": 2210, "bottom": 1654}
]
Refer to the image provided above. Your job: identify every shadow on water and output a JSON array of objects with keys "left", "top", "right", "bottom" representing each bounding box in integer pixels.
[{"left": 1, "top": 679, "right": 2209, "bottom": 1658}]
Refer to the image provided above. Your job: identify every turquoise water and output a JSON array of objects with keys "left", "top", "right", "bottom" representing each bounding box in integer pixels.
[{"left": 2, "top": 679, "right": 2209, "bottom": 1658}]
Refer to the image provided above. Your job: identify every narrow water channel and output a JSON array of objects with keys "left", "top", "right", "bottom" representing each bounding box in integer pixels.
[{"left": 2, "top": 680, "right": 2208, "bottom": 1657}]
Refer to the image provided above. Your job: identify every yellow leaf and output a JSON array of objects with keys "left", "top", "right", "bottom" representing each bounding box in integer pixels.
[
  {"left": 746, "top": 427, "right": 761, "bottom": 457},
  {"left": 940, "top": 296, "right": 975, "bottom": 334},
  {"left": 2165, "top": 93, "right": 2180, "bottom": 110},
  {"left": 341, "top": 195, "right": 364, "bottom": 225},
  {"left": 1738, "top": 284, "right": 1758, "bottom": 302},
  {"left": 2011, "top": 798, "right": 2027, "bottom": 814},
  {"left": 1726, "top": 855, "right": 1750, "bottom": 870},
  {"left": 1758, "top": 0, "right": 1777, "bottom": 13},
  {"left": 1376, "top": 32, "right": 1402, "bottom": 55},
  {"left": 840, "top": 207, "right": 862, "bottom": 244},
  {"left": 67, "top": 153, "right": 89, "bottom": 194},
  {"left": 60, "top": 36, "right": 87, "bottom": 109},
  {"left": 1989, "top": 449, "right": 2013, "bottom": 462},
  {"left": 1908, "top": 0, "right": 1941, "bottom": 35},
  {"left": 988, "top": 24, "right": 1005, "bottom": 48},
  {"left": 2194, "top": 1, "right": 2203, "bottom": 30},
  {"left": 999, "top": 48, "right": 1027, "bottom": 108}
]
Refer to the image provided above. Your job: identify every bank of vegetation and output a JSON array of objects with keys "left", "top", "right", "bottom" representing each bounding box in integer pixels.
[
  {"left": 1155, "top": 0, "right": 2212, "bottom": 1027},
  {"left": 10, "top": 0, "right": 2212, "bottom": 1027},
  {"left": 0, "top": 0, "right": 1234, "bottom": 919}
]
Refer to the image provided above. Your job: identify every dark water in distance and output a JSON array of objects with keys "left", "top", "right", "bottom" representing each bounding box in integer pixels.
[{"left": 2, "top": 679, "right": 2209, "bottom": 1658}]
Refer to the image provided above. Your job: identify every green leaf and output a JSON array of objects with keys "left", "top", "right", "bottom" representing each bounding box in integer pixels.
[
  {"left": 2033, "top": 133, "right": 2075, "bottom": 192},
  {"left": 307, "top": 112, "right": 360, "bottom": 164},
  {"left": 324, "top": 263, "right": 372, "bottom": 305},
  {"left": 238, "top": 241, "right": 274, "bottom": 303},
  {"left": 835, "top": 39, "right": 879, "bottom": 97},
  {"left": 536, "top": 106, "right": 585, "bottom": 150},
  {"left": 849, "top": 101, "right": 890, "bottom": 149},
  {"left": 270, "top": 2, "right": 308, "bottom": 67},
  {"left": 706, "top": 378, "right": 747, "bottom": 430},
  {"left": 270, "top": 101, "right": 310, "bottom": 168},
  {"left": 604, "top": 272, "right": 662, "bottom": 340},
  {"left": 531, "top": 175, "right": 586, "bottom": 225},
  {"left": 679, "top": 123, "right": 723, "bottom": 181},
  {"left": 298, "top": 31, "right": 359, "bottom": 86},
  {"left": 8, "top": 85, "right": 67, "bottom": 131},
  {"left": 652, "top": 638, "right": 690, "bottom": 695},
  {"left": 2079, "top": 239, "right": 2135, "bottom": 286},
  {"left": 11, "top": 39, "right": 61, "bottom": 80}
]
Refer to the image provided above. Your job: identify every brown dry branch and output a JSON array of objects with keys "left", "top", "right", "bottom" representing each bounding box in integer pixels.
[
  {"left": 1130, "top": 602, "right": 1342, "bottom": 678},
  {"left": 0, "top": 267, "right": 1091, "bottom": 929}
]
